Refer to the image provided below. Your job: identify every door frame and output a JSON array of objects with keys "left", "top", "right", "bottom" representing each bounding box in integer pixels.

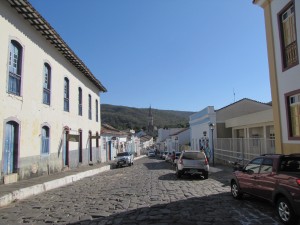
[
  {"left": 63, "top": 126, "right": 70, "bottom": 167},
  {"left": 2, "top": 118, "right": 20, "bottom": 175}
]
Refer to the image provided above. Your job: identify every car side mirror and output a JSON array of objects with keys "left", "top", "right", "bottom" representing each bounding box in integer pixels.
[
  {"left": 237, "top": 165, "right": 244, "bottom": 171},
  {"left": 246, "top": 169, "right": 254, "bottom": 175}
]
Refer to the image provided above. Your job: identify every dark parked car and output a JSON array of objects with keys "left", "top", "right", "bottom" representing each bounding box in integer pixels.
[{"left": 230, "top": 154, "right": 300, "bottom": 225}]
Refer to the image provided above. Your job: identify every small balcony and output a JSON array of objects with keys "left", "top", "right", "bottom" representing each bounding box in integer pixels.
[{"left": 284, "top": 41, "right": 298, "bottom": 68}]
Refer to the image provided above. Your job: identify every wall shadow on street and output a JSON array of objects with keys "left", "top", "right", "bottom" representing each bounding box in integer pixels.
[
  {"left": 158, "top": 172, "right": 206, "bottom": 181},
  {"left": 156, "top": 166, "right": 232, "bottom": 188},
  {"left": 208, "top": 169, "right": 232, "bottom": 187},
  {"left": 143, "top": 160, "right": 233, "bottom": 187},
  {"left": 67, "top": 191, "right": 281, "bottom": 225},
  {"left": 143, "top": 160, "right": 175, "bottom": 171}
]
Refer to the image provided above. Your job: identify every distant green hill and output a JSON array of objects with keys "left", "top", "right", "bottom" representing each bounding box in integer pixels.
[{"left": 101, "top": 104, "right": 195, "bottom": 131}]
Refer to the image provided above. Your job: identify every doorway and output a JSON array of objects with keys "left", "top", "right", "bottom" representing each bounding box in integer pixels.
[
  {"left": 3, "top": 121, "right": 19, "bottom": 175},
  {"left": 63, "top": 128, "right": 69, "bottom": 167}
]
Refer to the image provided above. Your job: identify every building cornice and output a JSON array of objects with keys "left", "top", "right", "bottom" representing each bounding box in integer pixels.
[{"left": 253, "top": 0, "right": 272, "bottom": 9}]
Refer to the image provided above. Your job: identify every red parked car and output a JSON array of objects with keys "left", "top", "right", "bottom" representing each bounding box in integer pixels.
[{"left": 230, "top": 154, "right": 300, "bottom": 225}]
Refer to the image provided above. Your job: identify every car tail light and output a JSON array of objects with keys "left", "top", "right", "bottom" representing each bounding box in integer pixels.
[
  {"left": 179, "top": 159, "right": 183, "bottom": 165},
  {"left": 297, "top": 179, "right": 300, "bottom": 186},
  {"left": 204, "top": 157, "right": 208, "bottom": 165}
]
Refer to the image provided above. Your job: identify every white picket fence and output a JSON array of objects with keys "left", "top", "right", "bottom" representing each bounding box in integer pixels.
[{"left": 214, "top": 138, "right": 275, "bottom": 165}]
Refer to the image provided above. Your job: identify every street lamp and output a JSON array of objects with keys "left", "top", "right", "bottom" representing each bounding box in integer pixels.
[{"left": 209, "top": 123, "right": 215, "bottom": 166}]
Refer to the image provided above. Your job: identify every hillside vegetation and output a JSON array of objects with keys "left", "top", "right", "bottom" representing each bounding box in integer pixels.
[{"left": 101, "top": 104, "right": 194, "bottom": 131}]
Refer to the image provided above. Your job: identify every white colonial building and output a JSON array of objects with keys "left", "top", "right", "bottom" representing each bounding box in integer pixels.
[
  {"left": 190, "top": 99, "right": 273, "bottom": 164},
  {"left": 0, "top": 0, "right": 106, "bottom": 183}
]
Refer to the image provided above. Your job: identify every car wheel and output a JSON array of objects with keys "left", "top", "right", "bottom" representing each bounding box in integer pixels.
[
  {"left": 176, "top": 167, "right": 182, "bottom": 178},
  {"left": 203, "top": 172, "right": 208, "bottom": 179},
  {"left": 231, "top": 180, "right": 243, "bottom": 199},
  {"left": 276, "top": 197, "right": 297, "bottom": 225}
]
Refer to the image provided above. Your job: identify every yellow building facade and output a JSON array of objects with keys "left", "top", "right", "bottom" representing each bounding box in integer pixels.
[{"left": 254, "top": 0, "right": 300, "bottom": 154}]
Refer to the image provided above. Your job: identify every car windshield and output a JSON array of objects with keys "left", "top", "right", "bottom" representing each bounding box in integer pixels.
[
  {"left": 280, "top": 157, "right": 300, "bottom": 172},
  {"left": 182, "top": 152, "right": 205, "bottom": 160},
  {"left": 117, "top": 152, "right": 129, "bottom": 157}
]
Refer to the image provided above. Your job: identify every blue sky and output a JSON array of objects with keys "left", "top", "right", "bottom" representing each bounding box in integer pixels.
[{"left": 29, "top": 0, "right": 271, "bottom": 112}]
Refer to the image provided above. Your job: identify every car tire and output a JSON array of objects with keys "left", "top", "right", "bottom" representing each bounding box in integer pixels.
[
  {"left": 231, "top": 180, "right": 243, "bottom": 199},
  {"left": 203, "top": 172, "right": 208, "bottom": 179},
  {"left": 276, "top": 197, "right": 297, "bottom": 225},
  {"left": 176, "top": 167, "right": 182, "bottom": 178}
]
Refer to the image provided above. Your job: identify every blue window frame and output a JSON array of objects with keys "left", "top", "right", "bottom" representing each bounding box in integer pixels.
[
  {"left": 64, "top": 78, "right": 69, "bottom": 112},
  {"left": 41, "top": 126, "right": 50, "bottom": 155},
  {"left": 88, "top": 94, "right": 92, "bottom": 120},
  {"left": 95, "top": 99, "right": 99, "bottom": 122},
  {"left": 78, "top": 87, "right": 82, "bottom": 116},
  {"left": 43, "top": 63, "right": 51, "bottom": 105},
  {"left": 8, "top": 40, "right": 22, "bottom": 96}
]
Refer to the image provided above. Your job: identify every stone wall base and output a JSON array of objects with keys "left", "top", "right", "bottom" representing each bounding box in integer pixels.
[{"left": 4, "top": 173, "right": 18, "bottom": 184}]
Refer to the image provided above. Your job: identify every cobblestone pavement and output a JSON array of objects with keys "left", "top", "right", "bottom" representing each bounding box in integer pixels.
[{"left": 0, "top": 157, "right": 297, "bottom": 225}]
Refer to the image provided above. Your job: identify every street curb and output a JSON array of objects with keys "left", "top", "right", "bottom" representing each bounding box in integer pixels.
[{"left": 0, "top": 155, "right": 146, "bottom": 207}]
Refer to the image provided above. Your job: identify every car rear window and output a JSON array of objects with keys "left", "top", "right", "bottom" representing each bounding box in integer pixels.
[
  {"left": 182, "top": 152, "right": 205, "bottom": 160},
  {"left": 280, "top": 157, "right": 300, "bottom": 172},
  {"left": 117, "top": 152, "right": 129, "bottom": 157}
]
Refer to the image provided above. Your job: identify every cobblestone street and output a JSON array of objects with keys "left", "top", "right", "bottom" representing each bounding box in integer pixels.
[{"left": 0, "top": 157, "right": 293, "bottom": 225}]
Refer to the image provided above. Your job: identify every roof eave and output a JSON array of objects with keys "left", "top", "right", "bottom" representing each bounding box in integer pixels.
[{"left": 7, "top": 0, "right": 107, "bottom": 92}]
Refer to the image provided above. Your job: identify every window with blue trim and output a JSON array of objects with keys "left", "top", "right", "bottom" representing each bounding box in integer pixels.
[
  {"left": 8, "top": 40, "right": 22, "bottom": 96},
  {"left": 41, "top": 126, "right": 50, "bottom": 155},
  {"left": 78, "top": 87, "right": 82, "bottom": 116},
  {"left": 96, "top": 99, "right": 99, "bottom": 122},
  {"left": 64, "top": 78, "right": 69, "bottom": 112},
  {"left": 88, "top": 94, "right": 92, "bottom": 120},
  {"left": 43, "top": 63, "right": 51, "bottom": 105}
]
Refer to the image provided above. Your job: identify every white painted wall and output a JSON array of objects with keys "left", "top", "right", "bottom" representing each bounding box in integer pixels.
[
  {"left": 0, "top": 1, "right": 102, "bottom": 173},
  {"left": 189, "top": 106, "right": 216, "bottom": 151}
]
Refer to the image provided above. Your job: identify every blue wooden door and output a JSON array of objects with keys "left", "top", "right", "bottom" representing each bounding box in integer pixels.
[{"left": 3, "top": 122, "right": 15, "bottom": 174}]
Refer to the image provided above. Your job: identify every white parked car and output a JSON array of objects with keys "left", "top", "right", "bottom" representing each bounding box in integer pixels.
[
  {"left": 114, "top": 152, "right": 134, "bottom": 168},
  {"left": 147, "top": 150, "right": 155, "bottom": 157},
  {"left": 176, "top": 150, "right": 209, "bottom": 179},
  {"left": 173, "top": 152, "right": 182, "bottom": 166},
  {"left": 165, "top": 152, "right": 172, "bottom": 162},
  {"left": 162, "top": 151, "right": 168, "bottom": 160}
]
